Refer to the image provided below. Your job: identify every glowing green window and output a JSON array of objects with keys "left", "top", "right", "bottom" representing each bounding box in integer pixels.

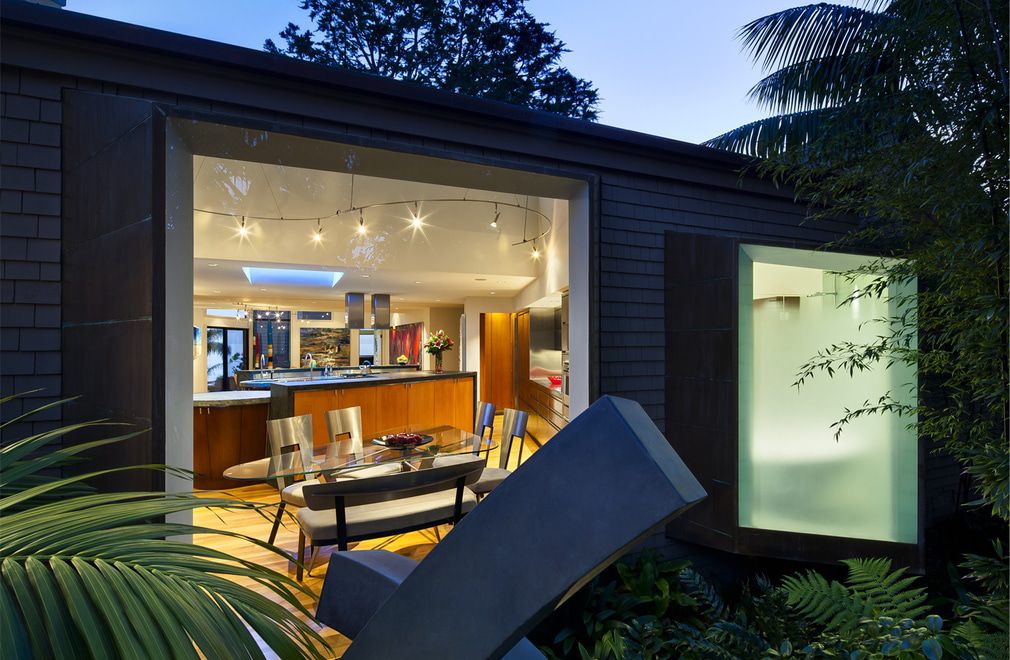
[{"left": 738, "top": 245, "right": 917, "bottom": 543}]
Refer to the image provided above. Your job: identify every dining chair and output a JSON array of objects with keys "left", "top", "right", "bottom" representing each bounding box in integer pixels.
[
  {"left": 475, "top": 400, "right": 495, "bottom": 440},
  {"left": 325, "top": 406, "right": 400, "bottom": 480},
  {"left": 265, "top": 414, "right": 315, "bottom": 545},
  {"left": 469, "top": 407, "right": 528, "bottom": 498},
  {"left": 295, "top": 455, "right": 485, "bottom": 580}
]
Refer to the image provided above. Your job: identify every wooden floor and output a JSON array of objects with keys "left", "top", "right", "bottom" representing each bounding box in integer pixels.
[{"left": 192, "top": 424, "right": 539, "bottom": 658}]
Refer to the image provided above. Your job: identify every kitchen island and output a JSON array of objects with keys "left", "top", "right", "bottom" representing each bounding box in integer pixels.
[
  {"left": 193, "top": 391, "right": 271, "bottom": 489},
  {"left": 267, "top": 371, "right": 477, "bottom": 448},
  {"left": 266, "top": 369, "right": 474, "bottom": 448}
]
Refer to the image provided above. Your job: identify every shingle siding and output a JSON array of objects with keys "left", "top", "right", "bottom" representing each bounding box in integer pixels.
[{"left": 0, "top": 65, "right": 64, "bottom": 439}]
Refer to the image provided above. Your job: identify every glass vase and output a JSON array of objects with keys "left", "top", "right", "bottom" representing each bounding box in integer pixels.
[{"left": 434, "top": 353, "right": 443, "bottom": 373}]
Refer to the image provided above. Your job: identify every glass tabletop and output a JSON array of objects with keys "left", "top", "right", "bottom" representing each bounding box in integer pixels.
[{"left": 223, "top": 425, "right": 496, "bottom": 482}]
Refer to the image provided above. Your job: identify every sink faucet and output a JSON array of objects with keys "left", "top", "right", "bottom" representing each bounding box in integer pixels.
[{"left": 304, "top": 352, "right": 314, "bottom": 378}]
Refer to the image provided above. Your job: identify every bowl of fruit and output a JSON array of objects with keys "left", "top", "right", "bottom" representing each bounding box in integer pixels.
[{"left": 372, "top": 432, "right": 433, "bottom": 449}]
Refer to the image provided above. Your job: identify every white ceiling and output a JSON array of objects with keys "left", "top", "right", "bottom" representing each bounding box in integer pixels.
[{"left": 193, "top": 156, "right": 560, "bottom": 306}]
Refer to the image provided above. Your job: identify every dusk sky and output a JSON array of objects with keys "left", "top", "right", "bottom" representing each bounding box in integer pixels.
[{"left": 70, "top": 1, "right": 808, "bottom": 145}]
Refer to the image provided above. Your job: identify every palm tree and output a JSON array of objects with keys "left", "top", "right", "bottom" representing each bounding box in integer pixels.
[
  {"left": 1, "top": 391, "right": 329, "bottom": 659},
  {"left": 707, "top": 0, "right": 1008, "bottom": 163}
]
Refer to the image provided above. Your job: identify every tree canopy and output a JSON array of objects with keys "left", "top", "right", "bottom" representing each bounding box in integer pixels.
[
  {"left": 709, "top": 0, "right": 1008, "bottom": 523},
  {"left": 265, "top": 0, "right": 600, "bottom": 120}
]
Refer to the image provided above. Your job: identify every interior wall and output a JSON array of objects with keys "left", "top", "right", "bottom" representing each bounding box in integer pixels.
[
  {"left": 515, "top": 198, "right": 569, "bottom": 310},
  {"left": 428, "top": 306, "right": 465, "bottom": 371}
]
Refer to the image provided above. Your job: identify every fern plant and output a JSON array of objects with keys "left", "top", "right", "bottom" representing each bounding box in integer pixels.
[
  {"left": 782, "top": 558, "right": 929, "bottom": 635},
  {"left": 0, "top": 392, "right": 329, "bottom": 659}
]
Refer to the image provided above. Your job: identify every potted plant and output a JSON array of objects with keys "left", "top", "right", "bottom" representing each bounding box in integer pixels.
[{"left": 423, "top": 330, "right": 454, "bottom": 373}]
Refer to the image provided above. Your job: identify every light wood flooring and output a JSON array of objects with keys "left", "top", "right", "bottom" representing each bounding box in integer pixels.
[{"left": 192, "top": 424, "right": 539, "bottom": 658}]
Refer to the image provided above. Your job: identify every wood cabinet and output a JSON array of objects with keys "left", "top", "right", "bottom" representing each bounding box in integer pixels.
[
  {"left": 432, "top": 378, "right": 457, "bottom": 427},
  {"left": 515, "top": 309, "right": 567, "bottom": 444},
  {"left": 374, "top": 383, "right": 408, "bottom": 435},
  {"left": 453, "top": 377, "right": 475, "bottom": 431},
  {"left": 288, "top": 375, "right": 476, "bottom": 446},
  {"left": 292, "top": 389, "right": 340, "bottom": 448},
  {"left": 406, "top": 380, "right": 436, "bottom": 431},
  {"left": 193, "top": 403, "right": 268, "bottom": 489},
  {"left": 337, "top": 386, "right": 378, "bottom": 438}
]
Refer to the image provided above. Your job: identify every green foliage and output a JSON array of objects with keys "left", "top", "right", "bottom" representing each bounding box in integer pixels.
[
  {"left": 0, "top": 392, "right": 329, "bottom": 659},
  {"left": 950, "top": 542, "right": 1010, "bottom": 660},
  {"left": 709, "top": 0, "right": 1009, "bottom": 524},
  {"left": 782, "top": 558, "right": 929, "bottom": 634},
  {"left": 265, "top": 0, "right": 600, "bottom": 119},
  {"left": 539, "top": 553, "right": 999, "bottom": 659}
]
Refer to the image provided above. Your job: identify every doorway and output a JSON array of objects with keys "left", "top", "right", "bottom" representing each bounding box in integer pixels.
[{"left": 206, "top": 327, "right": 248, "bottom": 391}]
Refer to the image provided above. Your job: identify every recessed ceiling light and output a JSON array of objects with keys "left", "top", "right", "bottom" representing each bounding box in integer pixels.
[
  {"left": 212, "top": 290, "right": 221, "bottom": 294},
  {"left": 207, "top": 263, "right": 218, "bottom": 267},
  {"left": 362, "top": 274, "right": 370, "bottom": 278},
  {"left": 414, "top": 281, "right": 422, "bottom": 284},
  {"left": 490, "top": 291, "right": 496, "bottom": 295},
  {"left": 260, "top": 288, "right": 267, "bottom": 292}
]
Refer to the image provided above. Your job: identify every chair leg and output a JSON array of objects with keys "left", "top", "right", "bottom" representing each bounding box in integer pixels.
[
  {"left": 433, "top": 525, "right": 442, "bottom": 542},
  {"left": 306, "top": 546, "right": 320, "bottom": 577},
  {"left": 269, "top": 500, "right": 287, "bottom": 545},
  {"left": 296, "top": 529, "right": 305, "bottom": 582}
]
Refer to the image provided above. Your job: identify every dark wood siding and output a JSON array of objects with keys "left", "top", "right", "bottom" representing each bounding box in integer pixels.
[
  {"left": 61, "top": 90, "right": 163, "bottom": 491},
  {"left": 662, "top": 232, "right": 740, "bottom": 552}
]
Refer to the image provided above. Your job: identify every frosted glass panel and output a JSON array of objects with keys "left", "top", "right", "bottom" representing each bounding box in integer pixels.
[{"left": 739, "top": 248, "right": 917, "bottom": 543}]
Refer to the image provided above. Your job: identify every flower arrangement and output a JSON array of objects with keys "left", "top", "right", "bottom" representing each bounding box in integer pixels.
[
  {"left": 396, "top": 354, "right": 409, "bottom": 364},
  {"left": 423, "top": 330, "right": 454, "bottom": 372}
]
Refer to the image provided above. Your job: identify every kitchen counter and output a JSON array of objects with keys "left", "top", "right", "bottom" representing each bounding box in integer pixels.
[
  {"left": 268, "top": 371, "right": 477, "bottom": 448},
  {"left": 252, "top": 370, "right": 475, "bottom": 392},
  {"left": 193, "top": 391, "right": 272, "bottom": 407}
]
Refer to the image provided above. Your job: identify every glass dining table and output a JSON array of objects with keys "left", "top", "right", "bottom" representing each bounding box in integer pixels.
[{"left": 223, "top": 425, "right": 497, "bottom": 483}]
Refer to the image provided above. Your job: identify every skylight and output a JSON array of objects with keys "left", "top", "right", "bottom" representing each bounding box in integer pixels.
[{"left": 242, "top": 267, "right": 343, "bottom": 287}]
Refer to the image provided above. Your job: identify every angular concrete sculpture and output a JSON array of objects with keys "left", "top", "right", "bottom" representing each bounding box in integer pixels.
[{"left": 317, "top": 395, "right": 707, "bottom": 660}]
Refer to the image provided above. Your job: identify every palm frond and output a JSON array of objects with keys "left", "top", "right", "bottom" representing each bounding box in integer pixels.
[
  {"left": 705, "top": 108, "right": 837, "bottom": 157},
  {"left": 0, "top": 394, "right": 331, "bottom": 659},
  {"left": 740, "top": 3, "right": 889, "bottom": 73},
  {"left": 747, "top": 51, "right": 899, "bottom": 114}
]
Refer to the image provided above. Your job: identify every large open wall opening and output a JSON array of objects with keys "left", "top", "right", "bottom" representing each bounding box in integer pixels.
[{"left": 164, "top": 118, "right": 590, "bottom": 494}]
